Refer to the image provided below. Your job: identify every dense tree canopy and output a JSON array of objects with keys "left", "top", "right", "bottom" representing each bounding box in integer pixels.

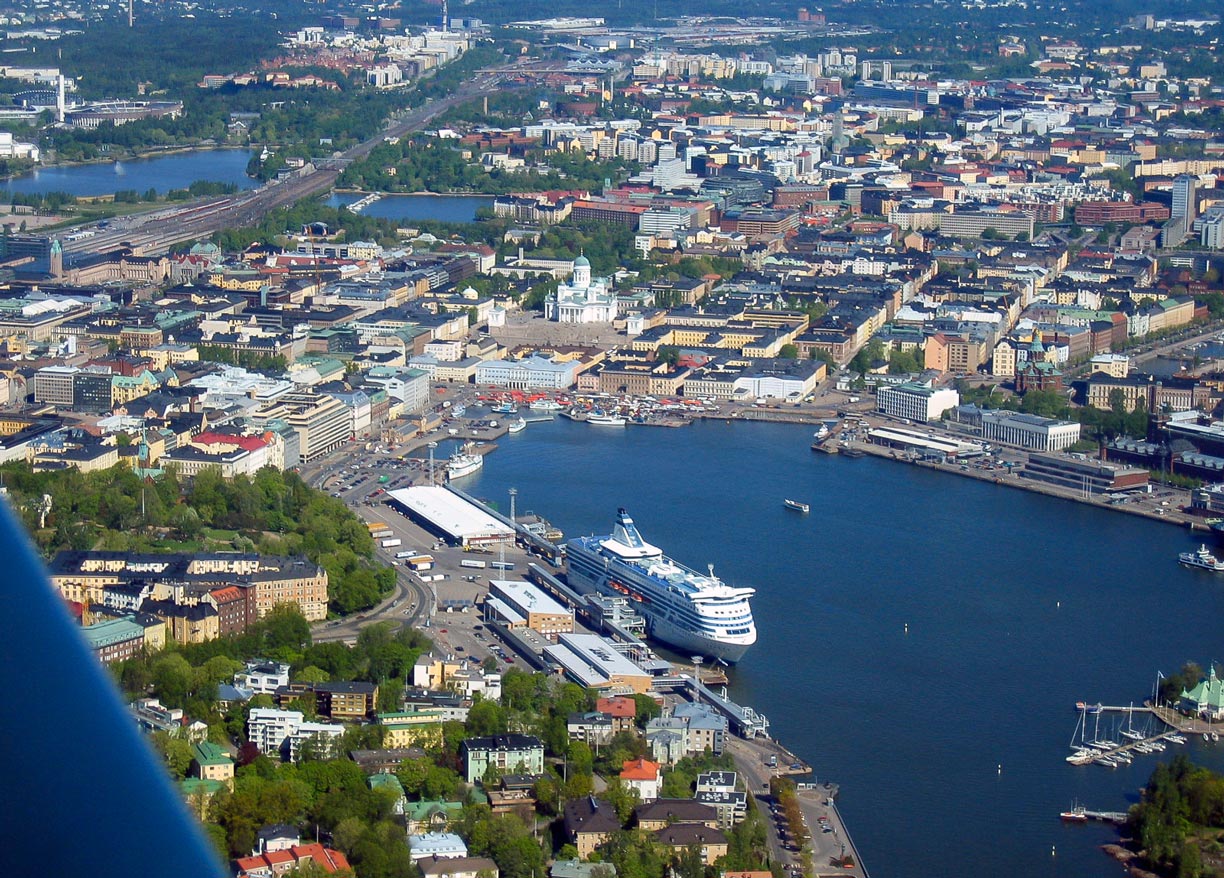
[{"left": 2, "top": 462, "right": 394, "bottom": 615}]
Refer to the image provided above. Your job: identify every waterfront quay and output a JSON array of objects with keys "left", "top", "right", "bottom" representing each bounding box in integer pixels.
[
  {"left": 1151, "top": 703, "right": 1224, "bottom": 737},
  {"left": 835, "top": 417, "right": 1199, "bottom": 531},
  {"left": 726, "top": 735, "right": 867, "bottom": 878}
]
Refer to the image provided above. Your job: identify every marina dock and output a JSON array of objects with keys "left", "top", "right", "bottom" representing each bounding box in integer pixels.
[{"left": 1065, "top": 702, "right": 1194, "bottom": 767}]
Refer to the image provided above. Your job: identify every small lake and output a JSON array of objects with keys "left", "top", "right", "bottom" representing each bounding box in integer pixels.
[
  {"left": 326, "top": 192, "right": 495, "bottom": 223},
  {"left": 2, "top": 149, "right": 259, "bottom": 198}
]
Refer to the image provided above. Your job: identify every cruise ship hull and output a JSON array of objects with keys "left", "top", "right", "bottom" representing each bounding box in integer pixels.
[
  {"left": 648, "top": 614, "right": 753, "bottom": 664},
  {"left": 566, "top": 549, "right": 756, "bottom": 664}
]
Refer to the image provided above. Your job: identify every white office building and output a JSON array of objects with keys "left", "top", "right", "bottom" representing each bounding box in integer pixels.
[
  {"left": 979, "top": 410, "right": 1081, "bottom": 451},
  {"left": 876, "top": 382, "right": 960, "bottom": 422},
  {"left": 474, "top": 355, "right": 580, "bottom": 390},
  {"left": 639, "top": 207, "right": 693, "bottom": 235}
]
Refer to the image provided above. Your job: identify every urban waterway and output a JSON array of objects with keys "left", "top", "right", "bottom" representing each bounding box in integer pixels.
[
  {"left": 464, "top": 417, "right": 1224, "bottom": 878},
  {"left": 326, "top": 192, "right": 494, "bottom": 223},
  {"left": 2, "top": 149, "right": 258, "bottom": 198}
]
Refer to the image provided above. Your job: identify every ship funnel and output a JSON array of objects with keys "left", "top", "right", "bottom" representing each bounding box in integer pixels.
[{"left": 612, "top": 508, "right": 646, "bottom": 550}]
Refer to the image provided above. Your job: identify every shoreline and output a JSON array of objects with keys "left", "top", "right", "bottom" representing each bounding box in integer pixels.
[
  {"left": 1, "top": 145, "right": 255, "bottom": 187},
  {"left": 333, "top": 411, "right": 1216, "bottom": 877},
  {"left": 843, "top": 438, "right": 1198, "bottom": 530},
  {"left": 332, "top": 188, "right": 497, "bottom": 198}
]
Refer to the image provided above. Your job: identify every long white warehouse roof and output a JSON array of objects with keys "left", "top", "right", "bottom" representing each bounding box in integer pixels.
[{"left": 386, "top": 486, "right": 514, "bottom": 540}]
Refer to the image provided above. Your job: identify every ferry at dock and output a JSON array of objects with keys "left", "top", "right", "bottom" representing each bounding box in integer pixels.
[
  {"left": 565, "top": 508, "right": 757, "bottom": 664},
  {"left": 446, "top": 445, "right": 483, "bottom": 480}
]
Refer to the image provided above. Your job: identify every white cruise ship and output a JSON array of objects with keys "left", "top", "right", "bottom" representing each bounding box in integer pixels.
[{"left": 565, "top": 509, "right": 757, "bottom": 663}]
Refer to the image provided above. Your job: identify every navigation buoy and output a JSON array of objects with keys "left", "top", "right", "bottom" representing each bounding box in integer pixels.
[
  {"left": 997, "top": 763, "right": 1002, "bottom": 775},
  {"left": 1057, "top": 601, "right": 1061, "bottom": 608},
  {"left": 1051, "top": 845, "right": 1056, "bottom": 857},
  {"left": 904, "top": 622, "right": 909, "bottom": 634}
]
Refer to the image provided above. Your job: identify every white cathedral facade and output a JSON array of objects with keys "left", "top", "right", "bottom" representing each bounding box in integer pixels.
[{"left": 544, "top": 255, "right": 617, "bottom": 324}]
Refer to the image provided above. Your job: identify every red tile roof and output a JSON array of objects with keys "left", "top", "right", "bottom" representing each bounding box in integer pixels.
[
  {"left": 620, "top": 758, "right": 660, "bottom": 781},
  {"left": 234, "top": 844, "right": 351, "bottom": 877}
]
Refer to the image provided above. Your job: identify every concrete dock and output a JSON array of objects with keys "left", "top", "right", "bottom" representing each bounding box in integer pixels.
[
  {"left": 841, "top": 439, "right": 1197, "bottom": 530},
  {"left": 1151, "top": 703, "right": 1224, "bottom": 737},
  {"left": 726, "top": 735, "right": 868, "bottom": 878}
]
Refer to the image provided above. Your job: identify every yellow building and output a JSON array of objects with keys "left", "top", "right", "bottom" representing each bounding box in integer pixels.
[
  {"left": 191, "top": 742, "right": 235, "bottom": 789},
  {"left": 111, "top": 371, "right": 161, "bottom": 405},
  {"left": 378, "top": 710, "right": 446, "bottom": 748}
]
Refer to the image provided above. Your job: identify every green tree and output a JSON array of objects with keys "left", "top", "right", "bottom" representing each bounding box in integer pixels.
[
  {"left": 632, "top": 694, "right": 662, "bottom": 728},
  {"left": 604, "top": 779, "right": 641, "bottom": 823},
  {"left": 778, "top": 343, "right": 799, "bottom": 359},
  {"left": 151, "top": 732, "right": 195, "bottom": 779},
  {"left": 466, "top": 700, "right": 507, "bottom": 737},
  {"left": 296, "top": 666, "right": 331, "bottom": 684},
  {"left": 603, "top": 830, "right": 666, "bottom": 878},
  {"left": 263, "top": 604, "right": 312, "bottom": 653}
]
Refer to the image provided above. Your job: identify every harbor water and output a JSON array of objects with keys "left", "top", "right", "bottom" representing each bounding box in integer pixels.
[
  {"left": 326, "top": 192, "right": 495, "bottom": 223},
  {"left": 2, "top": 149, "right": 258, "bottom": 198},
  {"left": 464, "top": 417, "right": 1224, "bottom": 878}
]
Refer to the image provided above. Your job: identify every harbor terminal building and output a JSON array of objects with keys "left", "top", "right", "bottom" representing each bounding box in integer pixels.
[{"left": 386, "top": 486, "right": 514, "bottom": 548}]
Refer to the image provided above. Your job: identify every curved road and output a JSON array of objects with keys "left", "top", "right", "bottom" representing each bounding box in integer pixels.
[{"left": 300, "top": 448, "right": 434, "bottom": 643}]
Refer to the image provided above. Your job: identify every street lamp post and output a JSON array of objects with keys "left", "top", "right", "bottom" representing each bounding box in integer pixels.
[
  {"left": 501, "top": 487, "right": 517, "bottom": 568},
  {"left": 428, "top": 441, "right": 438, "bottom": 487}
]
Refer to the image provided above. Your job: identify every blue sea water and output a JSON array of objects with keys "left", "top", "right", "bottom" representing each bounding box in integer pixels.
[{"left": 463, "top": 416, "right": 1224, "bottom": 878}]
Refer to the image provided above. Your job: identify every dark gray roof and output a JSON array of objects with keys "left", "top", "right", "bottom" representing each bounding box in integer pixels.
[
  {"left": 634, "top": 799, "right": 718, "bottom": 824},
  {"left": 564, "top": 797, "right": 622, "bottom": 836},
  {"left": 462, "top": 734, "right": 542, "bottom": 752},
  {"left": 652, "top": 824, "right": 727, "bottom": 846}
]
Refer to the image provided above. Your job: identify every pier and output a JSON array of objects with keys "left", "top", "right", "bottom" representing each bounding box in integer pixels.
[
  {"left": 1069, "top": 809, "right": 1128, "bottom": 824},
  {"left": 844, "top": 439, "right": 1195, "bottom": 529},
  {"left": 1066, "top": 702, "right": 1192, "bottom": 766},
  {"left": 1150, "top": 703, "right": 1224, "bottom": 737},
  {"left": 343, "top": 192, "right": 382, "bottom": 213},
  {"left": 651, "top": 673, "right": 772, "bottom": 738}
]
